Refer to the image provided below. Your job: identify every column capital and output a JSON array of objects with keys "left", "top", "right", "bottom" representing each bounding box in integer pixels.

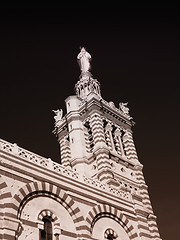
[
  {"left": 114, "top": 128, "right": 121, "bottom": 137},
  {"left": 105, "top": 122, "right": 112, "bottom": 132}
]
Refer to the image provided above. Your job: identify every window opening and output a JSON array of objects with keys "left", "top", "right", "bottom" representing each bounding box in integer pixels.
[
  {"left": 84, "top": 121, "right": 94, "bottom": 152},
  {"left": 104, "top": 228, "right": 118, "bottom": 240},
  {"left": 40, "top": 217, "right": 53, "bottom": 240},
  {"left": 112, "top": 126, "right": 119, "bottom": 152},
  {"left": 107, "top": 234, "right": 116, "bottom": 240}
]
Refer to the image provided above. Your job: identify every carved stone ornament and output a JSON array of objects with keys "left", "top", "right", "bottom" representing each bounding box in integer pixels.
[
  {"left": 52, "top": 109, "right": 63, "bottom": 122},
  {"left": 119, "top": 102, "right": 130, "bottom": 115}
]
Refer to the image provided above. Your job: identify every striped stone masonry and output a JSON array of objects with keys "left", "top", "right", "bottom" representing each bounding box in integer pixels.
[
  {"left": 86, "top": 204, "right": 138, "bottom": 239},
  {"left": 134, "top": 165, "right": 161, "bottom": 239},
  {"left": 114, "top": 128, "right": 125, "bottom": 156},
  {"left": 0, "top": 49, "right": 162, "bottom": 240},
  {"left": 147, "top": 214, "right": 161, "bottom": 239},
  {"left": 135, "top": 165, "right": 153, "bottom": 213},
  {"left": 105, "top": 122, "right": 114, "bottom": 151},
  {"left": 38, "top": 209, "right": 61, "bottom": 235},
  {"left": 59, "top": 136, "right": 71, "bottom": 168},
  {"left": 0, "top": 179, "right": 88, "bottom": 239},
  {"left": 83, "top": 122, "right": 94, "bottom": 154},
  {"left": 123, "top": 130, "right": 139, "bottom": 162},
  {"left": 0, "top": 138, "right": 134, "bottom": 202},
  {"left": 89, "top": 113, "right": 113, "bottom": 182},
  {"left": 89, "top": 113, "right": 107, "bottom": 147}
]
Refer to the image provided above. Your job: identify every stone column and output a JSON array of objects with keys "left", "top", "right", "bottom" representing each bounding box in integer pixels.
[
  {"left": 105, "top": 123, "right": 115, "bottom": 151},
  {"left": 122, "top": 129, "right": 138, "bottom": 163},
  {"left": 0, "top": 217, "right": 21, "bottom": 240},
  {"left": 134, "top": 164, "right": 161, "bottom": 240},
  {"left": 114, "top": 128, "right": 125, "bottom": 156},
  {"left": 59, "top": 137, "right": 71, "bottom": 168},
  {"left": 90, "top": 113, "right": 113, "bottom": 182}
]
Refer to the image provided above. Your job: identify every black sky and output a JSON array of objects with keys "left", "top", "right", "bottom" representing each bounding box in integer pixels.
[{"left": 0, "top": 2, "right": 180, "bottom": 240}]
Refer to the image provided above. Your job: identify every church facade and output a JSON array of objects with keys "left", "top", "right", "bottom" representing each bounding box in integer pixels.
[{"left": 0, "top": 48, "right": 161, "bottom": 240}]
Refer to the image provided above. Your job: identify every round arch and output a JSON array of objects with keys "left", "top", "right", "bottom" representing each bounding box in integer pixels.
[
  {"left": 0, "top": 175, "right": 13, "bottom": 216},
  {"left": 86, "top": 204, "right": 138, "bottom": 240},
  {"left": 38, "top": 209, "right": 60, "bottom": 227},
  {"left": 0, "top": 175, "right": 21, "bottom": 240},
  {"left": 10, "top": 181, "right": 88, "bottom": 239},
  {"left": 38, "top": 209, "right": 61, "bottom": 236},
  {"left": 38, "top": 209, "right": 59, "bottom": 222}
]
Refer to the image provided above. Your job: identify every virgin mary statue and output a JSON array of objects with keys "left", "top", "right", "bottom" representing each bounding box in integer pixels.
[{"left": 77, "top": 47, "right": 91, "bottom": 73}]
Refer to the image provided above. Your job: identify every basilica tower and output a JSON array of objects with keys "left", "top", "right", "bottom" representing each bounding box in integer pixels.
[
  {"left": 0, "top": 48, "right": 161, "bottom": 240},
  {"left": 52, "top": 47, "right": 161, "bottom": 239}
]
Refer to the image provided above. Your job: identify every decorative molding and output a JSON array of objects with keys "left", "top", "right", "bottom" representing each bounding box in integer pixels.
[
  {"left": 86, "top": 204, "right": 138, "bottom": 239},
  {"left": 0, "top": 138, "right": 134, "bottom": 202}
]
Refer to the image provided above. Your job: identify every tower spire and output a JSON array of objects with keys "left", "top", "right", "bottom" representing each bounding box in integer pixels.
[{"left": 75, "top": 47, "right": 101, "bottom": 99}]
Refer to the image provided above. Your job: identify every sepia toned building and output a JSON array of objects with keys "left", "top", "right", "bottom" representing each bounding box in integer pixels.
[{"left": 0, "top": 48, "right": 161, "bottom": 240}]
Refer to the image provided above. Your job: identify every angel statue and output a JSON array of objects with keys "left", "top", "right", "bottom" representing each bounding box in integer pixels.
[
  {"left": 119, "top": 102, "right": 130, "bottom": 115},
  {"left": 77, "top": 47, "right": 91, "bottom": 73},
  {"left": 52, "top": 109, "right": 63, "bottom": 122}
]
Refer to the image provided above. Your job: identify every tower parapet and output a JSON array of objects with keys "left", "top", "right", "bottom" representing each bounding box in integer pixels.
[
  {"left": 75, "top": 47, "right": 101, "bottom": 100},
  {"left": 75, "top": 73, "right": 101, "bottom": 100}
]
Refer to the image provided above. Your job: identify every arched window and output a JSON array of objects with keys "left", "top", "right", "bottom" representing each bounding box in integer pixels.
[
  {"left": 104, "top": 228, "right": 118, "bottom": 239},
  {"left": 40, "top": 217, "right": 53, "bottom": 240}
]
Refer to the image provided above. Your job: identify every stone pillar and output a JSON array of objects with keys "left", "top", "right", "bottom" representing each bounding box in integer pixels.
[
  {"left": 122, "top": 129, "right": 139, "bottom": 163},
  {"left": 148, "top": 214, "right": 161, "bottom": 239},
  {"left": 0, "top": 216, "right": 21, "bottom": 240},
  {"left": 105, "top": 123, "right": 115, "bottom": 151},
  {"left": 59, "top": 137, "right": 71, "bottom": 168},
  {"left": 68, "top": 118, "right": 88, "bottom": 175},
  {"left": 90, "top": 113, "right": 113, "bottom": 182},
  {"left": 114, "top": 128, "right": 125, "bottom": 157},
  {"left": 135, "top": 164, "right": 153, "bottom": 213},
  {"left": 135, "top": 164, "right": 161, "bottom": 239},
  {"left": 54, "top": 224, "right": 61, "bottom": 240}
]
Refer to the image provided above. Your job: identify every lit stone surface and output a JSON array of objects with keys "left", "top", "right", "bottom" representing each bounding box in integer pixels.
[
  {"left": 0, "top": 48, "right": 161, "bottom": 240},
  {"left": 92, "top": 217, "right": 130, "bottom": 240}
]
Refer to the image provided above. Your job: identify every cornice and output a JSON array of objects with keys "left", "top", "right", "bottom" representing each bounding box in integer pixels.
[{"left": 0, "top": 142, "right": 135, "bottom": 212}]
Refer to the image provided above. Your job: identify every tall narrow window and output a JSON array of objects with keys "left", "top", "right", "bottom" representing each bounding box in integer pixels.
[
  {"left": 84, "top": 121, "right": 94, "bottom": 152},
  {"left": 40, "top": 217, "right": 53, "bottom": 240}
]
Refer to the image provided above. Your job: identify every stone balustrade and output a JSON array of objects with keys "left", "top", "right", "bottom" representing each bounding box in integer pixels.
[{"left": 0, "top": 138, "right": 132, "bottom": 201}]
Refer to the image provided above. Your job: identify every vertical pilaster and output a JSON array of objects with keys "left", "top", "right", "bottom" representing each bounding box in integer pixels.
[
  {"left": 104, "top": 129, "right": 112, "bottom": 151},
  {"left": 105, "top": 123, "right": 115, "bottom": 151},
  {"left": 148, "top": 214, "right": 161, "bottom": 239},
  {"left": 132, "top": 193, "right": 152, "bottom": 239},
  {"left": 135, "top": 164, "right": 161, "bottom": 239},
  {"left": 136, "top": 164, "right": 153, "bottom": 213},
  {"left": 59, "top": 137, "right": 71, "bottom": 168},
  {"left": 114, "top": 128, "right": 125, "bottom": 156},
  {"left": 1, "top": 217, "right": 20, "bottom": 240},
  {"left": 84, "top": 126, "right": 92, "bottom": 153},
  {"left": 90, "top": 113, "right": 113, "bottom": 182},
  {"left": 123, "top": 130, "right": 138, "bottom": 162},
  {"left": 90, "top": 113, "right": 106, "bottom": 147}
]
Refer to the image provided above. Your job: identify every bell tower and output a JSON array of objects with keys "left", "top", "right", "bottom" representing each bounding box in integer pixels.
[
  {"left": 53, "top": 47, "right": 140, "bottom": 182},
  {"left": 52, "top": 47, "right": 161, "bottom": 239}
]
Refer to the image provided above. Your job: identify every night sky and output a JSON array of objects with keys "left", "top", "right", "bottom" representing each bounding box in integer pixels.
[{"left": 0, "top": 2, "right": 180, "bottom": 240}]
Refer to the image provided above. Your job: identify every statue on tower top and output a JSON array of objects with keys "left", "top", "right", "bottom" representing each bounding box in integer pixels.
[{"left": 77, "top": 47, "right": 91, "bottom": 73}]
